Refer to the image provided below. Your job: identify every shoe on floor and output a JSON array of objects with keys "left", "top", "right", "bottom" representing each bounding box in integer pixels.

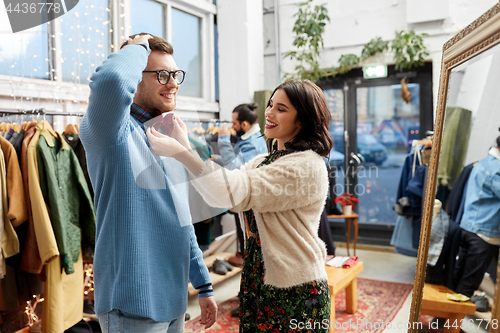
[
  {"left": 471, "top": 294, "right": 491, "bottom": 312},
  {"left": 228, "top": 252, "right": 244, "bottom": 268},
  {"left": 185, "top": 313, "right": 190, "bottom": 321},
  {"left": 215, "top": 258, "right": 233, "bottom": 271},
  {"left": 212, "top": 259, "right": 228, "bottom": 275},
  {"left": 231, "top": 307, "right": 240, "bottom": 318}
]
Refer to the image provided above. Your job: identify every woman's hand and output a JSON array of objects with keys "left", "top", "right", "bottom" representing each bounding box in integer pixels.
[
  {"left": 170, "top": 116, "right": 191, "bottom": 150},
  {"left": 147, "top": 127, "right": 188, "bottom": 158},
  {"left": 148, "top": 127, "right": 207, "bottom": 175}
]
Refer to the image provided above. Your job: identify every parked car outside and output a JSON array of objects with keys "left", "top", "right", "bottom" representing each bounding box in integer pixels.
[
  {"left": 327, "top": 148, "right": 344, "bottom": 168},
  {"left": 330, "top": 131, "right": 387, "bottom": 166},
  {"left": 357, "top": 133, "right": 388, "bottom": 166}
]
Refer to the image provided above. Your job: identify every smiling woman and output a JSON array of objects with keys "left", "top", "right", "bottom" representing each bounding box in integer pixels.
[
  {"left": 264, "top": 88, "right": 301, "bottom": 150},
  {"left": 146, "top": 79, "right": 334, "bottom": 333}
]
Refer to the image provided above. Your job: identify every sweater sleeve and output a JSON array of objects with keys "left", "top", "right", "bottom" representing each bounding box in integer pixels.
[
  {"left": 187, "top": 225, "right": 213, "bottom": 298},
  {"left": 190, "top": 151, "right": 328, "bottom": 213},
  {"left": 80, "top": 43, "right": 150, "bottom": 147}
]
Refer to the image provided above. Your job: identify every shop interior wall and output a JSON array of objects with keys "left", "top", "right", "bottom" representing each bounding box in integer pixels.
[{"left": 262, "top": 0, "right": 499, "bottom": 116}]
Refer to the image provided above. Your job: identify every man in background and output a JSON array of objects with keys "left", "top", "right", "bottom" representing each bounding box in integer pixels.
[{"left": 212, "top": 103, "right": 267, "bottom": 169}]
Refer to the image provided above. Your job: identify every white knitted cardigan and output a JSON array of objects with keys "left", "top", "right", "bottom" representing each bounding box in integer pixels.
[{"left": 191, "top": 149, "right": 329, "bottom": 288}]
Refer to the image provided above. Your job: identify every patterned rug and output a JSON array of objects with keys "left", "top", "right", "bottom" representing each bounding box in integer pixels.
[{"left": 184, "top": 278, "right": 413, "bottom": 332}]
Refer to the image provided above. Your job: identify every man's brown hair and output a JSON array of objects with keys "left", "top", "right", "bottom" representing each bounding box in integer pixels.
[{"left": 120, "top": 32, "right": 173, "bottom": 54}]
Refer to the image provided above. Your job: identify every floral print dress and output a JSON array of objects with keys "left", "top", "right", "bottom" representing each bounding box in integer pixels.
[{"left": 239, "top": 148, "right": 331, "bottom": 333}]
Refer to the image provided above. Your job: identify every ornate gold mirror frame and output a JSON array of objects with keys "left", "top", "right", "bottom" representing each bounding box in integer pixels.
[{"left": 407, "top": 4, "right": 500, "bottom": 333}]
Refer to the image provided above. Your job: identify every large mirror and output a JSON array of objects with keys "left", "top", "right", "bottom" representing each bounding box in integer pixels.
[{"left": 409, "top": 3, "right": 500, "bottom": 333}]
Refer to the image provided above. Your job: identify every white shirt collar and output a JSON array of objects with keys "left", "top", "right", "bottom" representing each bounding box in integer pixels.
[
  {"left": 241, "top": 124, "right": 262, "bottom": 140},
  {"left": 489, "top": 147, "right": 500, "bottom": 161}
]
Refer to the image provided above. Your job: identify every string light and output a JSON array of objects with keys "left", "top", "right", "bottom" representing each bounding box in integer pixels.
[
  {"left": 83, "top": 263, "right": 94, "bottom": 296},
  {"left": 1, "top": 1, "right": 106, "bottom": 113},
  {"left": 25, "top": 295, "right": 44, "bottom": 327}
]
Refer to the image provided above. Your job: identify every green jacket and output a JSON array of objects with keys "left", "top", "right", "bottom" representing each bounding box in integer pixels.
[{"left": 37, "top": 129, "right": 95, "bottom": 274}]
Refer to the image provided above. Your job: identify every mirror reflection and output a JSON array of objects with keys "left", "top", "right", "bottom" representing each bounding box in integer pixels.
[{"left": 426, "top": 41, "right": 500, "bottom": 321}]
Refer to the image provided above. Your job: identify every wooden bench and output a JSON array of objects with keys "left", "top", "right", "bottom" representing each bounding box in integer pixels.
[
  {"left": 421, "top": 283, "right": 477, "bottom": 333},
  {"left": 326, "top": 261, "right": 364, "bottom": 333},
  {"left": 187, "top": 252, "right": 242, "bottom": 296},
  {"left": 327, "top": 213, "right": 359, "bottom": 256}
]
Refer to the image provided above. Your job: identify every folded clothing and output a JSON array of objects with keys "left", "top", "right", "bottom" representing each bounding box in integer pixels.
[{"left": 342, "top": 256, "right": 358, "bottom": 268}]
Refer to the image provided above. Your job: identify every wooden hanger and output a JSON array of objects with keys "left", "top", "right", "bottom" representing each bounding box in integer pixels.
[
  {"left": 64, "top": 124, "right": 78, "bottom": 135},
  {"left": 42, "top": 120, "right": 58, "bottom": 138},
  {"left": 27, "top": 120, "right": 38, "bottom": 129},
  {"left": 12, "top": 122, "right": 21, "bottom": 133},
  {"left": 416, "top": 138, "right": 432, "bottom": 149},
  {"left": 192, "top": 126, "right": 206, "bottom": 136},
  {"left": 207, "top": 126, "right": 220, "bottom": 135}
]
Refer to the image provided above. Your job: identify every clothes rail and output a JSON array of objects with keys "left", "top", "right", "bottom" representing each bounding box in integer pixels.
[
  {"left": 0, "top": 108, "right": 85, "bottom": 117},
  {"left": 0, "top": 109, "right": 232, "bottom": 123},
  {"left": 182, "top": 119, "right": 232, "bottom": 124}
]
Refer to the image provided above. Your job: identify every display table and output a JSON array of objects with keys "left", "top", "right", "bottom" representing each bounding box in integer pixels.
[
  {"left": 327, "top": 213, "right": 359, "bottom": 256},
  {"left": 326, "top": 261, "right": 364, "bottom": 333},
  {"left": 421, "top": 283, "right": 476, "bottom": 333}
]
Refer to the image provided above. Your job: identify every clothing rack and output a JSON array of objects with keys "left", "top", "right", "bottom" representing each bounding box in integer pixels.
[
  {"left": 182, "top": 119, "right": 232, "bottom": 124},
  {"left": 0, "top": 108, "right": 85, "bottom": 117},
  {"left": 0, "top": 108, "right": 233, "bottom": 124}
]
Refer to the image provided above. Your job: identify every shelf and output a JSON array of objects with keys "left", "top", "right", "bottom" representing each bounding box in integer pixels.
[{"left": 188, "top": 252, "right": 242, "bottom": 296}]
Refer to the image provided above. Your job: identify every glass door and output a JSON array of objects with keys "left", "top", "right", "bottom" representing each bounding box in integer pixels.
[
  {"left": 321, "top": 65, "right": 433, "bottom": 240},
  {"left": 324, "top": 88, "right": 345, "bottom": 191},
  {"left": 355, "top": 83, "right": 420, "bottom": 225}
]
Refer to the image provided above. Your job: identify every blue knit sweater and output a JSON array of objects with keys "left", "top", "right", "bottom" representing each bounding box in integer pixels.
[{"left": 80, "top": 43, "right": 213, "bottom": 322}]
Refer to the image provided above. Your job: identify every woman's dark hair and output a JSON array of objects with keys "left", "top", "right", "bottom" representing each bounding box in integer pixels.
[
  {"left": 497, "top": 135, "right": 500, "bottom": 148},
  {"left": 266, "top": 80, "right": 333, "bottom": 157},
  {"left": 233, "top": 103, "right": 259, "bottom": 125}
]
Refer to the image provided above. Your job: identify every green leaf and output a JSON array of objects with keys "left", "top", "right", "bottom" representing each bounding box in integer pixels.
[
  {"left": 391, "top": 29, "right": 429, "bottom": 71},
  {"left": 285, "top": 0, "right": 330, "bottom": 82}
]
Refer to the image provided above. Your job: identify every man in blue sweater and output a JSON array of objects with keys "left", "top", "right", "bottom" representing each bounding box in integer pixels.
[{"left": 80, "top": 33, "right": 217, "bottom": 332}]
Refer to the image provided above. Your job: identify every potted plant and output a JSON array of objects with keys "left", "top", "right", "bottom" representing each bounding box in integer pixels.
[{"left": 334, "top": 193, "right": 359, "bottom": 215}]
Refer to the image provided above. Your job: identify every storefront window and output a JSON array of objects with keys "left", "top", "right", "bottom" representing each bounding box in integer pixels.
[
  {"left": 324, "top": 89, "right": 345, "bottom": 186},
  {"left": 60, "top": 1, "right": 110, "bottom": 83},
  {"left": 356, "top": 84, "right": 420, "bottom": 225},
  {"left": 130, "top": 0, "right": 165, "bottom": 38},
  {"left": 172, "top": 8, "right": 202, "bottom": 98},
  {"left": 0, "top": 20, "right": 49, "bottom": 79}
]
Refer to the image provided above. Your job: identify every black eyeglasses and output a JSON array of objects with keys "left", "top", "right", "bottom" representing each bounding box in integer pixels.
[{"left": 142, "top": 69, "right": 186, "bottom": 85}]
